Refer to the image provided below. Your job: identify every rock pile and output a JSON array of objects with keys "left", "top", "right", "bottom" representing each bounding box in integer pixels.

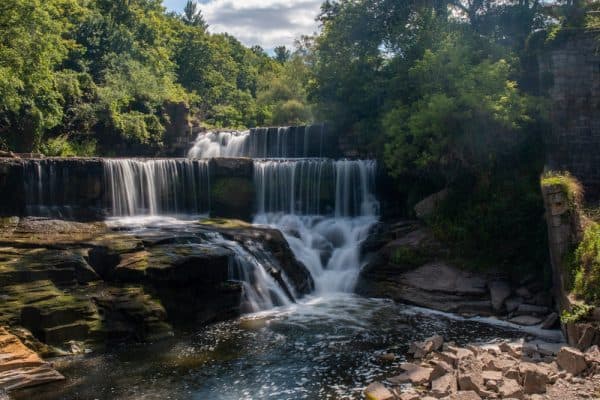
[{"left": 365, "top": 336, "right": 600, "bottom": 400}]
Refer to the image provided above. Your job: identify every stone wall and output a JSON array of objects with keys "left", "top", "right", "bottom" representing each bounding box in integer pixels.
[
  {"left": 540, "top": 33, "right": 600, "bottom": 198},
  {"left": 541, "top": 182, "right": 600, "bottom": 348}
]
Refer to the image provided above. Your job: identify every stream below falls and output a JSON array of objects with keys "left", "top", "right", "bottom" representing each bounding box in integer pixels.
[{"left": 13, "top": 293, "right": 539, "bottom": 400}]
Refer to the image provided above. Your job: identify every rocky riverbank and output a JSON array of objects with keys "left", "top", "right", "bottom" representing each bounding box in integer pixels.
[
  {"left": 365, "top": 335, "right": 600, "bottom": 400},
  {"left": 357, "top": 221, "right": 560, "bottom": 330},
  {"left": 0, "top": 216, "right": 312, "bottom": 395}
]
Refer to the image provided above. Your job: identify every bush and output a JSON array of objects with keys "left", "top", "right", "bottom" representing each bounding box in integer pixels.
[
  {"left": 541, "top": 171, "right": 583, "bottom": 207},
  {"left": 571, "top": 222, "right": 600, "bottom": 305},
  {"left": 40, "top": 135, "right": 97, "bottom": 157}
]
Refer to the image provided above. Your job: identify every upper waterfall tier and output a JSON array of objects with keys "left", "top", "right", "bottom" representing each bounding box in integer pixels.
[
  {"left": 254, "top": 159, "right": 379, "bottom": 217},
  {"left": 187, "top": 125, "right": 334, "bottom": 159}
]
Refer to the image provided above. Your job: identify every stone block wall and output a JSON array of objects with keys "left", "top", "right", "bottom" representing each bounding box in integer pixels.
[{"left": 540, "top": 33, "right": 600, "bottom": 198}]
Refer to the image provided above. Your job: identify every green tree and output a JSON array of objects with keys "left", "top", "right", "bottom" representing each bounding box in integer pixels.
[
  {"left": 182, "top": 0, "right": 208, "bottom": 30},
  {"left": 0, "top": 0, "right": 82, "bottom": 151},
  {"left": 273, "top": 46, "right": 291, "bottom": 64},
  {"left": 383, "top": 32, "right": 533, "bottom": 181}
]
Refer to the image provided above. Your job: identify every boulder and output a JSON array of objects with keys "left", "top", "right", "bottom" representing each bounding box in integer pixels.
[
  {"left": 431, "top": 373, "right": 457, "bottom": 398},
  {"left": 414, "top": 189, "right": 448, "bottom": 219},
  {"left": 499, "top": 341, "right": 522, "bottom": 358},
  {"left": 557, "top": 347, "right": 588, "bottom": 376},
  {"left": 481, "top": 370, "right": 502, "bottom": 382},
  {"left": 399, "top": 391, "right": 420, "bottom": 400},
  {"left": 488, "top": 280, "right": 511, "bottom": 311},
  {"left": 519, "top": 362, "right": 549, "bottom": 394},
  {"left": 457, "top": 372, "right": 485, "bottom": 395},
  {"left": 364, "top": 382, "right": 395, "bottom": 400},
  {"left": 585, "top": 345, "right": 600, "bottom": 364},
  {"left": 0, "top": 327, "right": 64, "bottom": 391},
  {"left": 498, "top": 379, "right": 523, "bottom": 399},
  {"left": 430, "top": 359, "right": 454, "bottom": 380},
  {"left": 389, "top": 363, "right": 434, "bottom": 385},
  {"left": 441, "top": 391, "right": 481, "bottom": 400},
  {"left": 514, "top": 304, "right": 550, "bottom": 317},
  {"left": 409, "top": 335, "right": 444, "bottom": 358},
  {"left": 576, "top": 325, "right": 596, "bottom": 350}
]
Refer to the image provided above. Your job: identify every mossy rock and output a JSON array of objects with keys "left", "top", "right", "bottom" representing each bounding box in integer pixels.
[{"left": 198, "top": 218, "right": 252, "bottom": 229}]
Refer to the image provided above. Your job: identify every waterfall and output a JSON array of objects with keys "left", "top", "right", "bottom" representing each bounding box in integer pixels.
[
  {"left": 24, "top": 160, "right": 65, "bottom": 217},
  {"left": 253, "top": 159, "right": 379, "bottom": 217},
  {"left": 187, "top": 125, "right": 327, "bottom": 159},
  {"left": 103, "top": 159, "right": 210, "bottom": 216},
  {"left": 202, "top": 232, "right": 294, "bottom": 313},
  {"left": 253, "top": 158, "right": 379, "bottom": 294}
]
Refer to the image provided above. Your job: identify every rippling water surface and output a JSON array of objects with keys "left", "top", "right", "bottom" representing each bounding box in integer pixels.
[{"left": 14, "top": 293, "right": 537, "bottom": 400}]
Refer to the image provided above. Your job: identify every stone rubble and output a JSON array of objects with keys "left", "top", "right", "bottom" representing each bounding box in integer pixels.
[{"left": 364, "top": 335, "right": 600, "bottom": 400}]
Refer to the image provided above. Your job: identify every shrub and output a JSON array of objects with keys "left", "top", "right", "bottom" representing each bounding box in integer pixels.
[
  {"left": 571, "top": 222, "right": 600, "bottom": 305},
  {"left": 561, "top": 303, "right": 593, "bottom": 324},
  {"left": 541, "top": 171, "right": 583, "bottom": 207},
  {"left": 40, "top": 135, "right": 97, "bottom": 157}
]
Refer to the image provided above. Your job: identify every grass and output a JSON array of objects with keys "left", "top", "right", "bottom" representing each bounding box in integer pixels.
[{"left": 541, "top": 171, "right": 584, "bottom": 207}]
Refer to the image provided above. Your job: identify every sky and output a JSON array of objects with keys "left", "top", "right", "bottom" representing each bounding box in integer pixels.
[{"left": 163, "top": 0, "right": 322, "bottom": 51}]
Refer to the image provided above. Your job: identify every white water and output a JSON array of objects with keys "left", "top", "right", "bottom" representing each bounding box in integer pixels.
[
  {"left": 253, "top": 158, "right": 379, "bottom": 295},
  {"left": 104, "top": 159, "right": 210, "bottom": 216},
  {"left": 187, "top": 131, "right": 252, "bottom": 158},
  {"left": 187, "top": 126, "right": 327, "bottom": 159},
  {"left": 204, "top": 232, "right": 293, "bottom": 313}
]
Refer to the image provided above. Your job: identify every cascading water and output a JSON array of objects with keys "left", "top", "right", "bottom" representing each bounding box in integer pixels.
[
  {"left": 253, "top": 158, "right": 379, "bottom": 294},
  {"left": 23, "top": 158, "right": 211, "bottom": 218},
  {"left": 103, "top": 159, "right": 210, "bottom": 216},
  {"left": 187, "top": 125, "right": 328, "bottom": 159},
  {"left": 202, "top": 232, "right": 293, "bottom": 313}
]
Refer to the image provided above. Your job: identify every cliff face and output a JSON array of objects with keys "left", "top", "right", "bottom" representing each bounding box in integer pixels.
[{"left": 540, "top": 33, "right": 600, "bottom": 198}]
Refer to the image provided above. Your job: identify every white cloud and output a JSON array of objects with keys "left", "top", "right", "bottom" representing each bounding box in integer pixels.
[{"left": 167, "top": 0, "right": 322, "bottom": 50}]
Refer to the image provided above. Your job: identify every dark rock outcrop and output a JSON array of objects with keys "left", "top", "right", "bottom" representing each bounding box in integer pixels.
[
  {"left": 0, "top": 216, "right": 314, "bottom": 351},
  {"left": 357, "top": 221, "right": 555, "bottom": 320}
]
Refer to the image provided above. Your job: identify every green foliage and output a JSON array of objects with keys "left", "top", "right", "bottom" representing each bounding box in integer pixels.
[
  {"left": 561, "top": 303, "right": 593, "bottom": 324},
  {"left": 383, "top": 32, "right": 534, "bottom": 181},
  {"left": 427, "top": 164, "right": 549, "bottom": 278},
  {"left": 40, "top": 135, "right": 96, "bottom": 157},
  {"left": 571, "top": 222, "right": 600, "bottom": 305},
  {"left": 541, "top": 171, "right": 584, "bottom": 207},
  {"left": 0, "top": 0, "right": 81, "bottom": 151},
  {"left": 1, "top": 0, "right": 312, "bottom": 154}
]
